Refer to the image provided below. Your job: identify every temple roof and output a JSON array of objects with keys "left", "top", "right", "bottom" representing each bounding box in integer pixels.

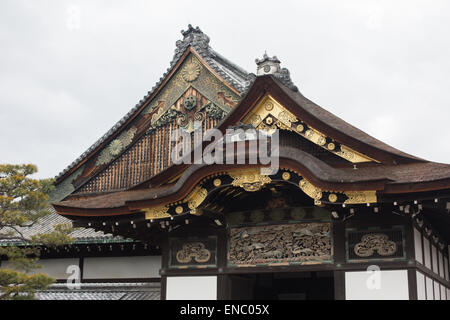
[{"left": 51, "top": 26, "right": 450, "bottom": 224}]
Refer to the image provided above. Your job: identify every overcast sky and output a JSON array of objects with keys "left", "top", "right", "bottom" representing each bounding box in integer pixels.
[{"left": 1, "top": 0, "right": 449, "bottom": 179}]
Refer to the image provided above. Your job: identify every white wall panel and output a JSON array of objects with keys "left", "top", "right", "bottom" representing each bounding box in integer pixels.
[
  {"left": 445, "top": 257, "right": 449, "bottom": 281},
  {"left": 434, "top": 281, "right": 440, "bottom": 300},
  {"left": 432, "top": 245, "right": 438, "bottom": 274},
  {"left": 83, "top": 255, "right": 161, "bottom": 279},
  {"left": 440, "top": 284, "right": 446, "bottom": 300},
  {"left": 438, "top": 251, "right": 444, "bottom": 278},
  {"left": 416, "top": 272, "right": 426, "bottom": 300},
  {"left": 166, "top": 276, "right": 217, "bottom": 300},
  {"left": 424, "top": 237, "right": 431, "bottom": 270},
  {"left": 414, "top": 228, "right": 423, "bottom": 264},
  {"left": 426, "top": 277, "right": 434, "bottom": 300},
  {"left": 345, "top": 270, "right": 409, "bottom": 300}
]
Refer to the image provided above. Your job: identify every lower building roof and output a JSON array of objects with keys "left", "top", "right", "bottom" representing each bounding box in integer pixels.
[{"left": 35, "top": 282, "right": 160, "bottom": 300}]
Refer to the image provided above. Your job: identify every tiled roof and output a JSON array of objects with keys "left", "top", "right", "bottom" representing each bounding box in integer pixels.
[
  {"left": 0, "top": 207, "right": 125, "bottom": 246},
  {"left": 35, "top": 282, "right": 160, "bottom": 300},
  {"left": 54, "top": 24, "right": 254, "bottom": 183}
]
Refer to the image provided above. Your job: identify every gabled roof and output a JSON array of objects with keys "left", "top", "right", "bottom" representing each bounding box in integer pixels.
[
  {"left": 52, "top": 74, "right": 450, "bottom": 217},
  {"left": 54, "top": 25, "right": 254, "bottom": 186}
]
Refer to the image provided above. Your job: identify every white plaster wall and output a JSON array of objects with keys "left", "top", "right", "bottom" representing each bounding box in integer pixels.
[
  {"left": 166, "top": 276, "right": 217, "bottom": 300},
  {"left": 345, "top": 270, "right": 409, "bottom": 300},
  {"left": 426, "top": 277, "right": 434, "bottom": 300},
  {"left": 445, "top": 257, "right": 449, "bottom": 281},
  {"left": 438, "top": 251, "right": 444, "bottom": 278},
  {"left": 414, "top": 228, "right": 423, "bottom": 264},
  {"left": 416, "top": 272, "right": 426, "bottom": 300},
  {"left": 434, "top": 281, "right": 440, "bottom": 300},
  {"left": 424, "top": 237, "right": 431, "bottom": 270},
  {"left": 431, "top": 245, "right": 438, "bottom": 274},
  {"left": 2, "top": 258, "right": 79, "bottom": 280},
  {"left": 83, "top": 255, "right": 161, "bottom": 279},
  {"left": 440, "top": 284, "right": 446, "bottom": 300}
]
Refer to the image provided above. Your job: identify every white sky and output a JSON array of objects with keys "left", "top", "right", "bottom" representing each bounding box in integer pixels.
[{"left": 1, "top": 0, "right": 449, "bottom": 179}]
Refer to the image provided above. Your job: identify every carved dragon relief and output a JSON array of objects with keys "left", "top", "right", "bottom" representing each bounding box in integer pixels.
[
  {"left": 228, "top": 222, "right": 332, "bottom": 266},
  {"left": 243, "top": 95, "right": 377, "bottom": 164}
]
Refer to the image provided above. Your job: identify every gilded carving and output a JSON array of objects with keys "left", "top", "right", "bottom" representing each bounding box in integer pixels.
[
  {"left": 298, "top": 179, "right": 323, "bottom": 201},
  {"left": 186, "top": 186, "right": 208, "bottom": 210},
  {"left": 354, "top": 233, "right": 397, "bottom": 257},
  {"left": 328, "top": 193, "right": 338, "bottom": 203},
  {"left": 281, "top": 171, "right": 291, "bottom": 181},
  {"left": 228, "top": 223, "right": 331, "bottom": 266},
  {"left": 242, "top": 94, "right": 376, "bottom": 163},
  {"left": 181, "top": 57, "right": 201, "bottom": 82},
  {"left": 143, "top": 205, "right": 171, "bottom": 220},
  {"left": 344, "top": 191, "right": 377, "bottom": 204},
  {"left": 176, "top": 242, "right": 211, "bottom": 263},
  {"left": 229, "top": 170, "right": 272, "bottom": 192},
  {"left": 213, "top": 178, "right": 222, "bottom": 187}
]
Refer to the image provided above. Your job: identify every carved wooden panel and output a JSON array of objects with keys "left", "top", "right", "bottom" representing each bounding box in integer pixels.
[
  {"left": 169, "top": 236, "right": 217, "bottom": 269},
  {"left": 228, "top": 222, "right": 332, "bottom": 267},
  {"left": 346, "top": 226, "right": 405, "bottom": 262}
]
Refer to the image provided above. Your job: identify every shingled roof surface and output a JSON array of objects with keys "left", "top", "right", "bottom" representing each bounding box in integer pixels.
[{"left": 274, "top": 76, "right": 424, "bottom": 162}]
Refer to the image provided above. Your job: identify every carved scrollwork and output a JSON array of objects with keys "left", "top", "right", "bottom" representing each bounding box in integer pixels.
[
  {"left": 176, "top": 242, "right": 211, "bottom": 263},
  {"left": 354, "top": 233, "right": 397, "bottom": 257}
]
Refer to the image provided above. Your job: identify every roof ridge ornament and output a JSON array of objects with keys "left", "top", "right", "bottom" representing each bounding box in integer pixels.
[
  {"left": 255, "top": 52, "right": 298, "bottom": 92},
  {"left": 174, "top": 24, "right": 210, "bottom": 59}
]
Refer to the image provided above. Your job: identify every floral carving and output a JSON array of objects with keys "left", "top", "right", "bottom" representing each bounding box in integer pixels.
[{"left": 181, "top": 58, "right": 201, "bottom": 82}]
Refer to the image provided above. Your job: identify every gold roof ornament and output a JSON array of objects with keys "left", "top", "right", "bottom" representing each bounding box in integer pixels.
[{"left": 243, "top": 95, "right": 377, "bottom": 164}]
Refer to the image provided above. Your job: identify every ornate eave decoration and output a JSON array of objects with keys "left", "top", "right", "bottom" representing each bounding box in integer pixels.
[
  {"left": 141, "top": 168, "right": 377, "bottom": 221},
  {"left": 243, "top": 95, "right": 378, "bottom": 164}
]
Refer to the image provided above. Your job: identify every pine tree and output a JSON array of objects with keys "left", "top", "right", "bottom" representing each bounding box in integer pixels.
[{"left": 0, "top": 164, "right": 73, "bottom": 299}]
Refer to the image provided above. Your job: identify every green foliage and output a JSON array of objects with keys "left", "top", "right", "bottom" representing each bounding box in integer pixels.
[
  {"left": 0, "top": 164, "right": 74, "bottom": 299},
  {"left": 0, "top": 269, "right": 54, "bottom": 300}
]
